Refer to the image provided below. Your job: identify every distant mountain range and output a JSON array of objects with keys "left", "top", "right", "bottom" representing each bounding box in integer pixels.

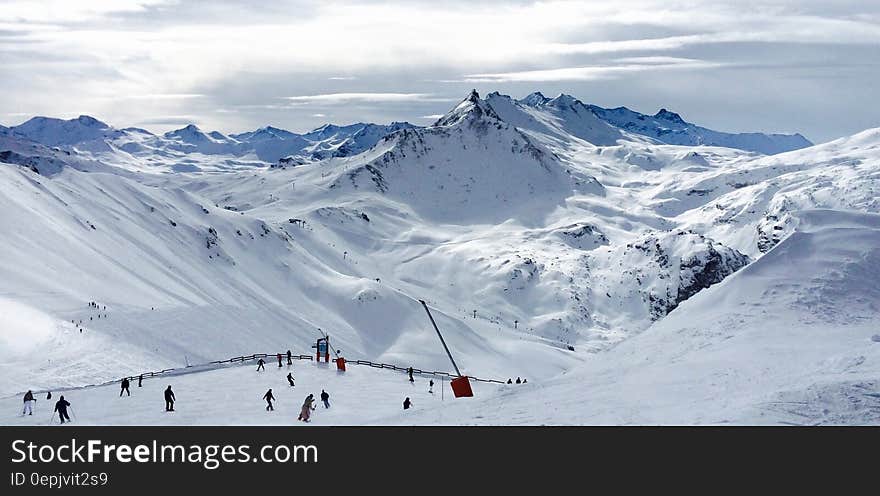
[{"left": 4, "top": 91, "right": 811, "bottom": 168}]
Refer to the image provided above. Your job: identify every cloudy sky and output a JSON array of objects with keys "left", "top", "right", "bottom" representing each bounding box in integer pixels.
[{"left": 1, "top": 0, "right": 878, "bottom": 142}]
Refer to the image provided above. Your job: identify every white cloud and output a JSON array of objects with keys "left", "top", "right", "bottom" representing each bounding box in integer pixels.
[
  {"left": 283, "top": 93, "right": 450, "bottom": 104},
  {"left": 1, "top": 0, "right": 877, "bottom": 139},
  {"left": 462, "top": 59, "right": 725, "bottom": 83},
  {"left": 311, "top": 113, "right": 327, "bottom": 117},
  {"left": 420, "top": 114, "right": 444, "bottom": 119},
  {"left": 2, "top": 0, "right": 172, "bottom": 23},
  {"left": 125, "top": 93, "right": 205, "bottom": 99}
]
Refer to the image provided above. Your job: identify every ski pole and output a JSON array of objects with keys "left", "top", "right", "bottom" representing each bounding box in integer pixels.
[
  {"left": 48, "top": 411, "right": 56, "bottom": 425},
  {"left": 69, "top": 406, "right": 77, "bottom": 422}
]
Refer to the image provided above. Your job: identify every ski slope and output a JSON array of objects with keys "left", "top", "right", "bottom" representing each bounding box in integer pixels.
[
  {"left": 0, "top": 358, "right": 499, "bottom": 426},
  {"left": 397, "top": 211, "right": 880, "bottom": 425},
  {"left": 2, "top": 89, "right": 879, "bottom": 425}
]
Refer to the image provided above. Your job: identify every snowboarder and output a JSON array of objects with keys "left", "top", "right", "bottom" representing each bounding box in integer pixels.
[
  {"left": 263, "top": 389, "right": 275, "bottom": 411},
  {"left": 515, "top": 377, "right": 521, "bottom": 384},
  {"left": 120, "top": 377, "right": 130, "bottom": 397},
  {"left": 138, "top": 374, "right": 143, "bottom": 387},
  {"left": 164, "top": 386, "right": 175, "bottom": 412},
  {"left": 286, "top": 349, "right": 292, "bottom": 365},
  {"left": 403, "top": 397, "right": 412, "bottom": 410},
  {"left": 428, "top": 380, "right": 434, "bottom": 394},
  {"left": 256, "top": 358, "right": 265, "bottom": 371},
  {"left": 277, "top": 353, "right": 283, "bottom": 368},
  {"left": 407, "top": 367, "right": 414, "bottom": 383},
  {"left": 287, "top": 373, "right": 295, "bottom": 387},
  {"left": 522, "top": 379, "right": 528, "bottom": 384},
  {"left": 507, "top": 378, "right": 512, "bottom": 384},
  {"left": 22, "top": 390, "right": 36, "bottom": 416},
  {"left": 320, "top": 389, "right": 330, "bottom": 408},
  {"left": 298, "top": 394, "right": 316, "bottom": 422},
  {"left": 54, "top": 396, "right": 71, "bottom": 424}
]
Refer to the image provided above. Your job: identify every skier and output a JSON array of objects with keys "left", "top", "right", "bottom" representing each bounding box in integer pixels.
[
  {"left": 428, "top": 380, "right": 434, "bottom": 394},
  {"left": 320, "top": 389, "right": 330, "bottom": 408},
  {"left": 263, "top": 389, "right": 275, "bottom": 411},
  {"left": 46, "top": 391, "right": 52, "bottom": 400},
  {"left": 407, "top": 367, "right": 414, "bottom": 383},
  {"left": 22, "top": 390, "right": 36, "bottom": 416},
  {"left": 286, "top": 349, "right": 292, "bottom": 366},
  {"left": 287, "top": 373, "right": 295, "bottom": 387},
  {"left": 138, "top": 374, "right": 143, "bottom": 387},
  {"left": 277, "top": 353, "right": 283, "bottom": 368},
  {"left": 54, "top": 396, "right": 71, "bottom": 424},
  {"left": 298, "top": 394, "right": 316, "bottom": 422},
  {"left": 256, "top": 358, "right": 265, "bottom": 371},
  {"left": 164, "top": 386, "right": 175, "bottom": 412},
  {"left": 403, "top": 397, "right": 412, "bottom": 410},
  {"left": 516, "top": 377, "right": 521, "bottom": 384},
  {"left": 120, "top": 377, "right": 130, "bottom": 397}
]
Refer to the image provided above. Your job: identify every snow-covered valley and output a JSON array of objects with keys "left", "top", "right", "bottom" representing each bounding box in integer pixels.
[{"left": 2, "top": 90, "right": 878, "bottom": 425}]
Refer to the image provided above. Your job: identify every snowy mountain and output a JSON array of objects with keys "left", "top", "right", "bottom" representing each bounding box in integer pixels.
[
  {"left": 232, "top": 121, "right": 418, "bottom": 163},
  {"left": 4, "top": 115, "right": 418, "bottom": 166},
  {"left": 11, "top": 115, "right": 126, "bottom": 149},
  {"left": 395, "top": 210, "right": 880, "bottom": 425},
  {"left": 499, "top": 91, "right": 636, "bottom": 146},
  {"left": 1, "top": 89, "right": 878, "bottom": 425},
  {"left": 161, "top": 124, "right": 243, "bottom": 155},
  {"left": 583, "top": 102, "right": 812, "bottom": 154}
]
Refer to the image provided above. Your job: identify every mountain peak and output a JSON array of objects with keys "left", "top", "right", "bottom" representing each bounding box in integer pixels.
[
  {"left": 433, "top": 89, "right": 501, "bottom": 127},
  {"left": 519, "top": 92, "right": 550, "bottom": 107},
  {"left": 547, "top": 93, "right": 581, "bottom": 108},
  {"left": 75, "top": 115, "right": 108, "bottom": 128},
  {"left": 654, "top": 108, "right": 686, "bottom": 124}
]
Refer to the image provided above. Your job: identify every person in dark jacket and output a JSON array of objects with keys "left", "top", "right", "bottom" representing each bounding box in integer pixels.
[
  {"left": 256, "top": 359, "right": 265, "bottom": 371},
  {"left": 287, "top": 373, "right": 295, "bottom": 387},
  {"left": 286, "top": 350, "right": 293, "bottom": 366},
  {"left": 263, "top": 389, "right": 275, "bottom": 411},
  {"left": 407, "top": 367, "right": 414, "bottom": 383},
  {"left": 164, "top": 386, "right": 175, "bottom": 412},
  {"left": 22, "top": 390, "right": 36, "bottom": 415},
  {"left": 120, "top": 377, "right": 130, "bottom": 397},
  {"left": 515, "top": 377, "right": 521, "bottom": 384},
  {"left": 403, "top": 397, "right": 412, "bottom": 410},
  {"left": 277, "top": 353, "right": 283, "bottom": 368},
  {"left": 320, "top": 389, "right": 330, "bottom": 408},
  {"left": 138, "top": 375, "right": 143, "bottom": 387},
  {"left": 298, "top": 394, "right": 315, "bottom": 422},
  {"left": 428, "top": 380, "right": 434, "bottom": 394},
  {"left": 46, "top": 391, "right": 52, "bottom": 400},
  {"left": 54, "top": 396, "right": 71, "bottom": 423}
]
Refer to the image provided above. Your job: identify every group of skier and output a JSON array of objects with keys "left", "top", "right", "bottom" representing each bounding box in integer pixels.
[
  {"left": 257, "top": 350, "right": 295, "bottom": 372},
  {"left": 20, "top": 390, "right": 72, "bottom": 424},
  {"left": 72, "top": 301, "right": 109, "bottom": 334},
  {"left": 23, "top": 352, "right": 463, "bottom": 425},
  {"left": 506, "top": 377, "right": 527, "bottom": 384}
]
